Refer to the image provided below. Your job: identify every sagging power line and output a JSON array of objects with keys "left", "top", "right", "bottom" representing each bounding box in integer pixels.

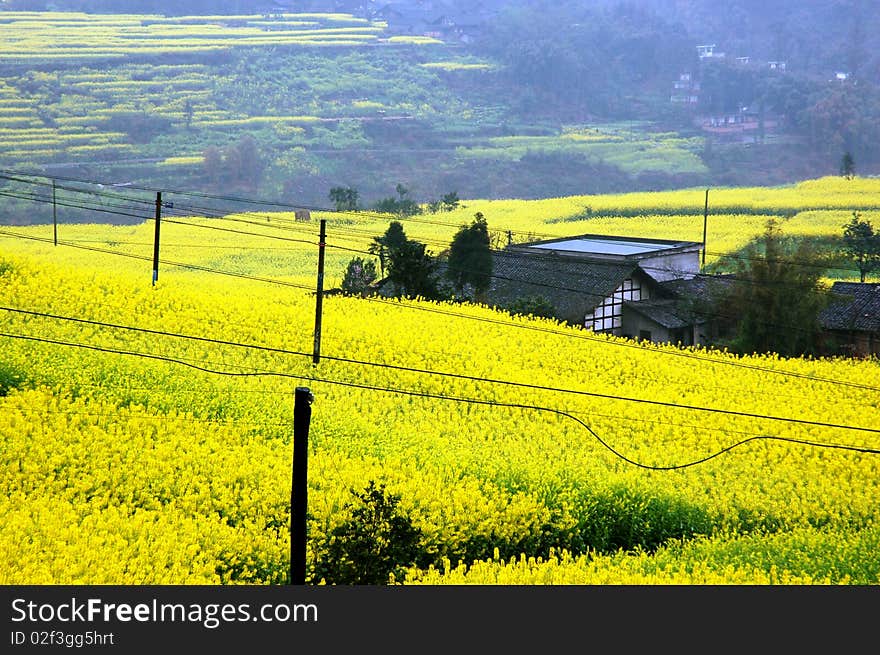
[
  {"left": 2, "top": 307, "right": 878, "bottom": 431},
  {"left": 1, "top": 328, "right": 878, "bottom": 470}
]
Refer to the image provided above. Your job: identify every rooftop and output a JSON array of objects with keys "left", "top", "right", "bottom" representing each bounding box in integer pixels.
[
  {"left": 819, "top": 282, "right": 880, "bottom": 332},
  {"left": 513, "top": 234, "right": 703, "bottom": 260}
]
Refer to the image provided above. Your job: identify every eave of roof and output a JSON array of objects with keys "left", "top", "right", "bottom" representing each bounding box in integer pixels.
[{"left": 623, "top": 299, "right": 693, "bottom": 329}]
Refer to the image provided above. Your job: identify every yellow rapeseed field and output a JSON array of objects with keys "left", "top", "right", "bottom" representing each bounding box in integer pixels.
[{"left": 1, "top": 176, "right": 879, "bottom": 584}]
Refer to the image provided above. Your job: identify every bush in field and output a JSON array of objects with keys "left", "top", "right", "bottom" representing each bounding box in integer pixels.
[
  {"left": 0, "top": 362, "right": 26, "bottom": 397},
  {"left": 506, "top": 295, "right": 557, "bottom": 320},
  {"left": 312, "top": 481, "right": 426, "bottom": 585}
]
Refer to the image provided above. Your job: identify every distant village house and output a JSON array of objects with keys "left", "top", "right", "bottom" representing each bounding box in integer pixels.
[
  {"left": 487, "top": 234, "right": 714, "bottom": 346},
  {"left": 819, "top": 282, "right": 880, "bottom": 357}
]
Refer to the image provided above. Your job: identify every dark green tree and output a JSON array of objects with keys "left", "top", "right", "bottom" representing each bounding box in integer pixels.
[
  {"left": 446, "top": 212, "right": 493, "bottom": 301},
  {"left": 371, "top": 221, "right": 437, "bottom": 298},
  {"left": 373, "top": 183, "right": 421, "bottom": 217},
  {"left": 329, "top": 186, "right": 359, "bottom": 212},
  {"left": 842, "top": 211, "right": 880, "bottom": 282},
  {"left": 388, "top": 239, "right": 438, "bottom": 299},
  {"left": 369, "top": 220, "right": 408, "bottom": 278},
  {"left": 721, "top": 219, "right": 830, "bottom": 357},
  {"left": 313, "top": 481, "right": 425, "bottom": 585},
  {"left": 233, "top": 134, "right": 262, "bottom": 189},
  {"left": 840, "top": 151, "right": 856, "bottom": 179},
  {"left": 340, "top": 256, "right": 377, "bottom": 295},
  {"left": 440, "top": 191, "right": 460, "bottom": 212}
]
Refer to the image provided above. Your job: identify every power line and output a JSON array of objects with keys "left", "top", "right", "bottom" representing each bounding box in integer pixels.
[
  {"left": 59, "top": 377, "right": 864, "bottom": 444},
  {"left": 3, "top": 310, "right": 878, "bottom": 430},
  {"left": 4, "top": 171, "right": 870, "bottom": 284},
  {"left": 5, "top": 167, "right": 879, "bottom": 267},
  {"left": 2, "top": 179, "right": 875, "bottom": 383},
  {"left": 0, "top": 223, "right": 875, "bottom": 393},
  {"left": 0, "top": 229, "right": 316, "bottom": 291},
  {"left": 5, "top": 300, "right": 876, "bottom": 412},
  {"left": 1, "top": 329, "right": 877, "bottom": 470},
  {"left": 0, "top": 189, "right": 152, "bottom": 222},
  {"left": 351, "top": 295, "right": 880, "bottom": 392}
]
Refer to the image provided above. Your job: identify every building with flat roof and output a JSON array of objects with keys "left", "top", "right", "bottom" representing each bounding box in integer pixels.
[
  {"left": 489, "top": 234, "right": 704, "bottom": 338},
  {"left": 508, "top": 234, "right": 703, "bottom": 282}
]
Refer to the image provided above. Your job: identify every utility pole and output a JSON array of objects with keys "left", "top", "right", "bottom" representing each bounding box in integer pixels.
[
  {"left": 152, "top": 191, "right": 162, "bottom": 286},
  {"left": 290, "top": 386, "right": 314, "bottom": 585},
  {"left": 702, "top": 188, "right": 709, "bottom": 269},
  {"left": 52, "top": 180, "right": 57, "bottom": 246},
  {"left": 312, "top": 219, "right": 326, "bottom": 365}
]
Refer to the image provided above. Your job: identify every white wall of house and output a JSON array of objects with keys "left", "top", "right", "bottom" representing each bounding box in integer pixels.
[
  {"left": 637, "top": 250, "right": 701, "bottom": 282},
  {"left": 621, "top": 313, "right": 672, "bottom": 343},
  {"left": 621, "top": 312, "right": 699, "bottom": 346},
  {"left": 584, "top": 274, "right": 650, "bottom": 334}
]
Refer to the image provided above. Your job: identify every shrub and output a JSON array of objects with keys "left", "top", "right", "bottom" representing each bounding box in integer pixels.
[
  {"left": 506, "top": 295, "right": 557, "bottom": 320},
  {"left": 0, "top": 362, "right": 26, "bottom": 397},
  {"left": 312, "top": 481, "right": 426, "bottom": 585}
]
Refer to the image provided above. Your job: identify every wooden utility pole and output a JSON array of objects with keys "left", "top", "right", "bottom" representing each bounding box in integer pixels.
[
  {"left": 152, "top": 191, "right": 162, "bottom": 286},
  {"left": 290, "top": 386, "right": 314, "bottom": 585},
  {"left": 702, "top": 188, "right": 709, "bottom": 269},
  {"left": 312, "top": 219, "right": 326, "bottom": 365}
]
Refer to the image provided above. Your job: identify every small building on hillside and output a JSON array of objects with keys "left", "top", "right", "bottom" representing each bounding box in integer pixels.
[
  {"left": 487, "top": 234, "right": 704, "bottom": 339},
  {"left": 818, "top": 282, "right": 880, "bottom": 357},
  {"left": 670, "top": 72, "right": 700, "bottom": 105},
  {"left": 697, "top": 44, "right": 725, "bottom": 59}
]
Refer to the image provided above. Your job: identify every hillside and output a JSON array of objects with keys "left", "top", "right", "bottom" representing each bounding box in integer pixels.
[{"left": 1, "top": 4, "right": 878, "bottom": 225}]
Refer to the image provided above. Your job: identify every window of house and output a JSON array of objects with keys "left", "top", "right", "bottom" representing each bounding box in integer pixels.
[{"left": 639, "top": 329, "right": 652, "bottom": 341}]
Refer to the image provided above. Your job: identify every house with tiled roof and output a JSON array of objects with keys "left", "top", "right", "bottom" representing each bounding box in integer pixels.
[
  {"left": 487, "top": 234, "right": 706, "bottom": 343},
  {"left": 818, "top": 282, "right": 880, "bottom": 357}
]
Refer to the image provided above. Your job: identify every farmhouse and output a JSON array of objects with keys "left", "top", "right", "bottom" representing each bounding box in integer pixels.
[
  {"left": 818, "top": 282, "right": 880, "bottom": 357},
  {"left": 488, "top": 234, "right": 709, "bottom": 343}
]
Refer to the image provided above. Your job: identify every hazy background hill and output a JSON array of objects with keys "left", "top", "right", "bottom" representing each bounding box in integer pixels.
[{"left": 1, "top": 0, "right": 878, "bottom": 219}]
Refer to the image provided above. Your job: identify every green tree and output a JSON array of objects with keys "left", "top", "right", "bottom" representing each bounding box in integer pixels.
[
  {"left": 441, "top": 191, "right": 460, "bottom": 212},
  {"left": 721, "top": 219, "right": 830, "bottom": 357},
  {"left": 388, "top": 238, "right": 438, "bottom": 299},
  {"left": 329, "top": 186, "right": 359, "bottom": 212},
  {"left": 202, "top": 145, "right": 223, "bottom": 187},
  {"left": 371, "top": 221, "right": 437, "bottom": 298},
  {"left": 842, "top": 211, "right": 880, "bottom": 282},
  {"left": 201, "top": 136, "right": 262, "bottom": 189},
  {"left": 369, "top": 220, "right": 408, "bottom": 278},
  {"left": 446, "top": 212, "right": 493, "bottom": 301},
  {"left": 373, "top": 183, "right": 421, "bottom": 217},
  {"left": 233, "top": 134, "right": 262, "bottom": 190},
  {"left": 340, "top": 256, "right": 377, "bottom": 295},
  {"left": 840, "top": 151, "right": 856, "bottom": 179}
]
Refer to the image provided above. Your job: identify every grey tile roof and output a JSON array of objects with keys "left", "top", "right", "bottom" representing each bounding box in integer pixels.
[
  {"left": 659, "top": 274, "right": 736, "bottom": 300},
  {"left": 487, "top": 250, "right": 640, "bottom": 324},
  {"left": 818, "top": 282, "right": 880, "bottom": 332},
  {"left": 623, "top": 299, "right": 692, "bottom": 329}
]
